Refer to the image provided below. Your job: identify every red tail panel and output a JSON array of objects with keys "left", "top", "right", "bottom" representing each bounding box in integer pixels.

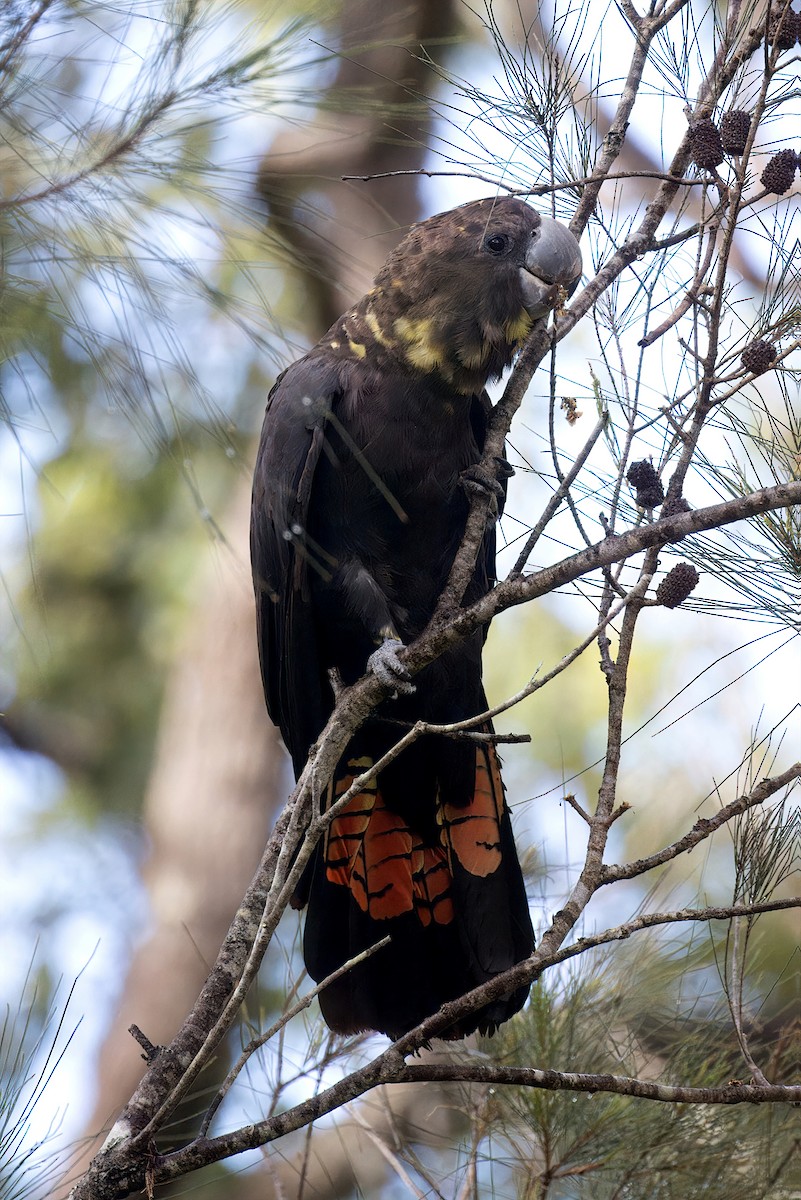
[
  {"left": 411, "top": 844, "right": 454, "bottom": 926},
  {"left": 324, "top": 756, "right": 460, "bottom": 925},
  {"left": 306, "top": 738, "right": 533, "bottom": 1039},
  {"left": 323, "top": 758, "right": 376, "bottom": 894},
  {"left": 439, "top": 744, "right": 505, "bottom": 877},
  {"left": 350, "top": 794, "right": 415, "bottom": 918}
]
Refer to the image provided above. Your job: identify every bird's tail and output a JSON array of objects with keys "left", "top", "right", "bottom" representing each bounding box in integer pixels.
[{"left": 296, "top": 735, "right": 534, "bottom": 1040}]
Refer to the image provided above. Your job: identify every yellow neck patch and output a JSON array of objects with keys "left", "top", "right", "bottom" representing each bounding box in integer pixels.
[
  {"left": 331, "top": 293, "right": 534, "bottom": 394},
  {"left": 504, "top": 309, "right": 534, "bottom": 344},
  {"left": 393, "top": 315, "right": 445, "bottom": 372}
]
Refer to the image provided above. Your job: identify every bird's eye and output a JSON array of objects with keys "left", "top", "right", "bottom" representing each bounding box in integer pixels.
[{"left": 485, "top": 234, "right": 508, "bottom": 254}]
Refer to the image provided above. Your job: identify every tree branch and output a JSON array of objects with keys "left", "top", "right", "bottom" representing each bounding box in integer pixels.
[
  {"left": 70, "top": 462, "right": 800, "bottom": 1200},
  {"left": 132, "top": 897, "right": 801, "bottom": 1190},
  {"left": 600, "top": 763, "right": 801, "bottom": 884},
  {"left": 391, "top": 1064, "right": 801, "bottom": 1107}
]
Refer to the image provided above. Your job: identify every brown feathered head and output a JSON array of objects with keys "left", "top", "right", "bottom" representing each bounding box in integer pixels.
[{"left": 335, "top": 197, "right": 582, "bottom": 393}]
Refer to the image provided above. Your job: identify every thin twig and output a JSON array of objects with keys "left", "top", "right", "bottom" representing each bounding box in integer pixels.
[
  {"left": 342, "top": 167, "right": 704, "bottom": 193},
  {"left": 0, "top": 0, "right": 55, "bottom": 74},
  {"left": 600, "top": 763, "right": 801, "bottom": 884},
  {"left": 350, "top": 1113, "right": 430, "bottom": 1199},
  {"left": 728, "top": 916, "right": 772, "bottom": 1087},
  {"left": 142, "top": 897, "right": 801, "bottom": 1186},
  {"left": 198, "top": 936, "right": 391, "bottom": 1137},
  {"left": 638, "top": 225, "right": 719, "bottom": 348},
  {"left": 511, "top": 413, "right": 608, "bottom": 574}
]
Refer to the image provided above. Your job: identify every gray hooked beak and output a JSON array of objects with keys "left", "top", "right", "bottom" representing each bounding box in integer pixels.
[{"left": 520, "top": 217, "right": 583, "bottom": 318}]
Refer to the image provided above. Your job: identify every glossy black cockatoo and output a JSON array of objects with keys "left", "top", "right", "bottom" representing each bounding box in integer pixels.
[{"left": 251, "top": 196, "right": 582, "bottom": 1040}]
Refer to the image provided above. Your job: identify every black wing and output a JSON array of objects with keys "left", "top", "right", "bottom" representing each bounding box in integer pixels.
[
  {"left": 252, "top": 355, "right": 500, "bottom": 774},
  {"left": 250, "top": 356, "right": 344, "bottom": 775}
]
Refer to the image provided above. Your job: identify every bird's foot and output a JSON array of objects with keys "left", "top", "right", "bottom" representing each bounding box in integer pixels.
[
  {"left": 493, "top": 456, "right": 516, "bottom": 481},
  {"left": 367, "top": 638, "right": 415, "bottom": 696},
  {"left": 328, "top": 666, "right": 346, "bottom": 700},
  {"left": 460, "top": 458, "right": 514, "bottom": 521}
]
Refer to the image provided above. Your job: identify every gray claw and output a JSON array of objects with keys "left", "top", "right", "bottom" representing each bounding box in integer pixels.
[
  {"left": 367, "top": 638, "right": 416, "bottom": 696},
  {"left": 461, "top": 465, "right": 505, "bottom": 503},
  {"left": 460, "top": 465, "right": 504, "bottom": 527}
]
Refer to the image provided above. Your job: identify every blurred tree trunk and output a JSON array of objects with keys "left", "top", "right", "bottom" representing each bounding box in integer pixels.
[
  {"left": 59, "top": 485, "right": 285, "bottom": 1196},
  {"left": 63, "top": 1, "right": 465, "bottom": 1196},
  {"left": 226, "top": 1078, "right": 470, "bottom": 1199},
  {"left": 258, "top": 0, "right": 458, "bottom": 322}
]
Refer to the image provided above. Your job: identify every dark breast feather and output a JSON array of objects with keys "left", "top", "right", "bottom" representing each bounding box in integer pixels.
[{"left": 252, "top": 348, "right": 500, "bottom": 772}]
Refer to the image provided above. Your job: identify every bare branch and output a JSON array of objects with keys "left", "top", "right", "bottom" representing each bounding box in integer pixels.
[
  {"left": 600, "top": 763, "right": 801, "bottom": 884},
  {"left": 392, "top": 1063, "right": 801, "bottom": 1107},
  {"left": 199, "top": 936, "right": 391, "bottom": 1137},
  {"left": 342, "top": 167, "right": 706, "bottom": 192},
  {"left": 131, "top": 897, "right": 801, "bottom": 1189},
  {"left": 727, "top": 916, "right": 772, "bottom": 1087}
]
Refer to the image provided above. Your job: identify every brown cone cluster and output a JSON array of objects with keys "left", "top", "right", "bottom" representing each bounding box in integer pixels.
[
  {"left": 626, "top": 460, "right": 665, "bottom": 509},
  {"left": 719, "top": 109, "right": 751, "bottom": 155},
  {"left": 687, "top": 108, "right": 799, "bottom": 188},
  {"left": 656, "top": 563, "right": 700, "bottom": 608},
  {"left": 741, "top": 338, "right": 776, "bottom": 375},
  {"left": 689, "top": 118, "right": 724, "bottom": 169}
]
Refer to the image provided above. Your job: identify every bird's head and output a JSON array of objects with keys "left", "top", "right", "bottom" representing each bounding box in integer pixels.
[{"left": 340, "top": 197, "right": 582, "bottom": 393}]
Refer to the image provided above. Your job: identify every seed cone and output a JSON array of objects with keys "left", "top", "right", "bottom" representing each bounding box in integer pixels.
[
  {"left": 760, "top": 149, "right": 797, "bottom": 194},
  {"left": 768, "top": 4, "right": 798, "bottom": 50},
  {"left": 627, "top": 460, "right": 665, "bottom": 509},
  {"left": 656, "top": 563, "right": 700, "bottom": 608},
  {"left": 689, "top": 118, "right": 724, "bottom": 169},
  {"left": 741, "top": 338, "right": 776, "bottom": 375},
  {"left": 719, "top": 109, "right": 751, "bottom": 155}
]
